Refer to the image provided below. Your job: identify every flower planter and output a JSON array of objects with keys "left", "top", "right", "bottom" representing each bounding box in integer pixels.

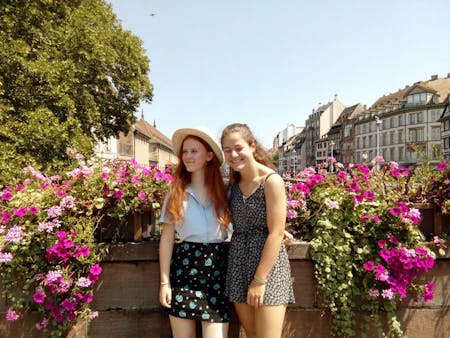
[
  {"left": 95, "top": 209, "right": 157, "bottom": 243},
  {"left": 412, "top": 203, "right": 450, "bottom": 238}
]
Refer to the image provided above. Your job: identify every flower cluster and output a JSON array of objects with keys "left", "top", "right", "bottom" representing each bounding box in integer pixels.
[
  {"left": 364, "top": 236, "right": 435, "bottom": 302},
  {"left": 0, "top": 150, "right": 171, "bottom": 336}
]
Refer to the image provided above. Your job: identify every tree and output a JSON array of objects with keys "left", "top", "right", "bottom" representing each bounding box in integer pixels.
[{"left": 0, "top": 0, "right": 153, "bottom": 184}]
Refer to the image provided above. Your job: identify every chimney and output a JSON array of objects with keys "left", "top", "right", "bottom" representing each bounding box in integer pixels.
[{"left": 430, "top": 75, "right": 438, "bottom": 80}]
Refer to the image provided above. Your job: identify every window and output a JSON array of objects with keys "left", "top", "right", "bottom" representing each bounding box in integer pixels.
[
  {"left": 445, "top": 120, "right": 450, "bottom": 131},
  {"left": 363, "top": 136, "right": 367, "bottom": 148},
  {"left": 398, "top": 130, "right": 403, "bottom": 143},
  {"left": 398, "top": 147, "right": 404, "bottom": 161},
  {"left": 382, "top": 133, "right": 387, "bottom": 146},
  {"left": 408, "top": 129, "right": 417, "bottom": 142},
  {"left": 390, "top": 131, "right": 395, "bottom": 144},
  {"left": 417, "top": 112, "right": 423, "bottom": 123},
  {"left": 369, "top": 135, "right": 373, "bottom": 147},
  {"left": 409, "top": 113, "right": 417, "bottom": 124},
  {"left": 398, "top": 115, "right": 404, "bottom": 126},
  {"left": 431, "top": 127, "right": 440, "bottom": 141},
  {"left": 445, "top": 137, "right": 450, "bottom": 149},
  {"left": 344, "top": 124, "right": 352, "bottom": 137},
  {"left": 392, "top": 117, "right": 398, "bottom": 128}
]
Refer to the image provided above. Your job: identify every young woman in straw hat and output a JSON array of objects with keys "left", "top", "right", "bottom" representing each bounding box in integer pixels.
[
  {"left": 221, "top": 123, "right": 295, "bottom": 338},
  {"left": 159, "top": 126, "right": 231, "bottom": 338}
]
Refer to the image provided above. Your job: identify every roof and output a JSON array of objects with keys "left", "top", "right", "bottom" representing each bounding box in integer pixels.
[
  {"left": 370, "top": 76, "right": 450, "bottom": 111},
  {"left": 335, "top": 103, "right": 366, "bottom": 125},
  {"left": 135, "top": 118, "right": 172, "bottom": 149}
]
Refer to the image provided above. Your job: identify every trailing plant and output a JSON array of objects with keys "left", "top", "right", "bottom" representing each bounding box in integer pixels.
[
  {"left": 286, "top": 159, "right": 444, "bottom": 337},
  {"left": 0, "top": 150, "right": 171, "bottom": 336}
]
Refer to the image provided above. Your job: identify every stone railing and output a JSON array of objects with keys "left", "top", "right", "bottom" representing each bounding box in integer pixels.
[{"left": 1, "top": 241, "right": 449, "bottom": 337}]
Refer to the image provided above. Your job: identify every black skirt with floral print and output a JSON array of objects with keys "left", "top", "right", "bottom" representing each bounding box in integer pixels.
[{"left": 166, "top": 241, "right": 230, "bottom": 323}]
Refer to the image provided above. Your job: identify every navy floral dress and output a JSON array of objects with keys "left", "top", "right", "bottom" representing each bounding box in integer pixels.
[{"left": 226, "top": 176, "right": 295, "bottom": 305}]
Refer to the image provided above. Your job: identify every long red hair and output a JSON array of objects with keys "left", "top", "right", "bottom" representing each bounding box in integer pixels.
[{"left": 166, "top": 135, "right": 230, "bottom": 227}]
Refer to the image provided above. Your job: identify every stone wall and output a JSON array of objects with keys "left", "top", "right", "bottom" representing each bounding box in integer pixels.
[{"left": 1, "top": 241, "right": 449, "bottom": 337}]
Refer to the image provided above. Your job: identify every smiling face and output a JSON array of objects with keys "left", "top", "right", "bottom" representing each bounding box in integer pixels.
[
  {"left": 221, "top": 131, "right": 255, "bottom": 172},
  {"left": 181, "top": 137, "right": 213, "bottom": 173}
]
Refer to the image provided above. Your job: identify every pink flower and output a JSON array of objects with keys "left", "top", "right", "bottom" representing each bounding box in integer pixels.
[
  {"left": 286, "top": 209, "right": 298, "bottom": 219},
  {"left": 374, "top": 156, "right": 384, "bottom": 163},
  {"left": 13, "top": 206, "right": 27, "bottom": 218},
  {"left": 33, "top": 290, "right": 46, "bottom": 303},
  {"left": 368, "top": 289, "right": 379, "bottom": 298},
  {"left": 6, "top": 309, "right": 20, "bottom": 321},
  {"left": 437, "top": 161, "right": 448, "bottom": 171},
  {"left": 373, "top": 215, "right": 381, "bottom": 223},
  {"left": 5, "top": 226, "right": 25, "bottom": 243},
  {"left": 1, "top": 189, "right": 13, "bottom": 202},
  {"left": 28, "top": 205, "right": 39, "bottom": 215},
  {"left": 381, "top": 289, "right": 394, "bottom": 300},
  {"left": 138, "top": 191, "right": 147, "bottom": 201},
  {"left": 363, "top": 261, "right": 374, "bottom": 271},
  {"left": 35, "top": 317, "right": 49, "bottom": 330},
  {"left": 113, "top": 189, "right": 124, "bottom": 199},
  {"left": 101, "top": 172, "right": 109, "bottom": 179},
  {"left": 389, "top": 234, "right": 399, "bottom": 245},
  {"left": 0, "top": 252, "right": 13, "bottom": 263},
  {"left": 327, "top": 200, "right": 339, "bottom": 209},
  {"left": 90, "top": 264, "right": 102, "bottom": 276},
  {"left": 90, "top": 311, "right": 99, "bottom": 319},
  {"left": 378, "top": 240, "right": 386, "bottom": 248},
  {"left": 76, "top": 277, "right": 92, "bottom": 288},
  {"left": 360, "top": 214, "right": 370, "bottom": 222}
]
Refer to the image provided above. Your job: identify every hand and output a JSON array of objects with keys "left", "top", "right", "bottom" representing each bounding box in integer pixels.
[
  {"left": 247, "top": 281, "right": 266, "bottom": 308},
  {"left": 159, "top": 284, "right": 172, "bottom": 308},
  {"left": 283, "top": 230, "right": 294, "bottom": 243}
]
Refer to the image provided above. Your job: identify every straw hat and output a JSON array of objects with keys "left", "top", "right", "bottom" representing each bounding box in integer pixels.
[{"left": 172, "top": 126, "right": 224, "bottom": 164}]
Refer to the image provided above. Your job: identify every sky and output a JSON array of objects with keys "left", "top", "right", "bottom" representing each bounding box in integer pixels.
[{"left": 108, "top": 0, "right": 450, "bottom": 148}]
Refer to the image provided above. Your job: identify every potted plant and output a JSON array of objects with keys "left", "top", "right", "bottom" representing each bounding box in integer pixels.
[
  {"left": 286, "top": 159, "right": 438, "bottom": 337},
  {"left": 0, "top": 149, "right": 171, "bottom": 336}
]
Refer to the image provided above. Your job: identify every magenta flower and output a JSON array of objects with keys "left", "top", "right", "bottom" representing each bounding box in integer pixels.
[
  {"left": 1, "top": 189, "right": 13, "bottom": 202},
  {"left": 437, "top": 161, "right": 448, "bottom": 171},
  {"left": 28, "top": 205, "right": 39, "bottom": 215},
  {"left": 13, "top": 206, "right": 27, "bottom": 218},
  {"left": 286, "top": 209, "right": 298, "bottom": 219},
  {"left": 138, "top": 191, "right": 147, "bottom": 201},
  {"left": 33, "top": 290, "right": 46, "bottom": 304},
  {"left": 113, "top": 189, "right": 124, "bottom": 199},
  {"left": 363, "top": 261, "right": 374, "bottom": 271},
  {"left": 35, "top": 317, "right": 49, "bottom": 330},
  {"left": 90, "top": 264, "right": 102, "bottom": 276},
  {"left": 368, "top": 289, "right": 379, "bottom": 298},
  {"left": 373, "top": 215, "right": 381, "bottom": 223},
  {"left": 389, "top": 234, "right": 399, "bottom": 245}
]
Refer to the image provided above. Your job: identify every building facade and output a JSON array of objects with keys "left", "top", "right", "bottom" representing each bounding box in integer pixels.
[
  {"left": 304, "top": 95, "right": 346, "bottom": 166},
  {"left": 353, "top": 76, "right": 450, "bottom": 166},
  {"left": 94, "top": 116, "right": 176, "bottom": 170}
]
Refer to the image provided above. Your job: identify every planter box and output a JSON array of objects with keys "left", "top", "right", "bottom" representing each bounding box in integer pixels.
[
  {"left": 412, "top": 203, "right": 450, "bottom": 238},
  {"left": 95, "top": 209, "right": 157, "bottom": 243}
]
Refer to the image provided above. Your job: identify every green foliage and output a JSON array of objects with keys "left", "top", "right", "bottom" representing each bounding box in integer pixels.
[{"left": 0, "top": 0, "right": 153, "bottom": 184}]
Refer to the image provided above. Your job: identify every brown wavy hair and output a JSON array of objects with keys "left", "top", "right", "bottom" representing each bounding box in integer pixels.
[
  {"left": 221, "top": 123, "right": 275, "bottom": 186},
  {"left": 166, "top": 135, "right": 230, "bottom": 227}
]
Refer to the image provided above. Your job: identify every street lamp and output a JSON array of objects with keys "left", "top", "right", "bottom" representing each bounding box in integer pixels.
[
  {"left": 375, "top": 115, "right": 382, "bottom": 169},
  {"left": 329, "top": 140, "right": 335, "bottom": 172}
]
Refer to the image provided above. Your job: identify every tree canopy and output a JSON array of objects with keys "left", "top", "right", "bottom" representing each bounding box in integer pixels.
[{"left": 0, "top": 0, "right": 153, "bottom": 184}]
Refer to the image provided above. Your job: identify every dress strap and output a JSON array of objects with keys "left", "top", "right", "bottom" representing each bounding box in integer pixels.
[{"left": 264, "top": 172, "right": 277, "bottom": 183}]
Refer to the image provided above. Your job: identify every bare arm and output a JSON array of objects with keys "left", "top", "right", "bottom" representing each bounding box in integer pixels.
[{"left": 159, "top": 221, "right": 175, "bottom": 308}]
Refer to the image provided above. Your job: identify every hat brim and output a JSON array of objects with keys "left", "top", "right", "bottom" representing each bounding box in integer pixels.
[{"left": 172, "top": 127, "right": 224, "bottom": 164}]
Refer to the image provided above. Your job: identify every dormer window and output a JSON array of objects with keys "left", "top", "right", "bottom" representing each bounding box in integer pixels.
[{"left": 406, "top": 92, "right": 432, "bottom": 106}]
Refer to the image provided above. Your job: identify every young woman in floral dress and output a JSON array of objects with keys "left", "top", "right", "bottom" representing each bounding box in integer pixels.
[
  {"left": 159, "top": 126, "right": 231, "bottom": 338},
  {"left": 221, "top": 123, "right": 295, "bottom": 338}
]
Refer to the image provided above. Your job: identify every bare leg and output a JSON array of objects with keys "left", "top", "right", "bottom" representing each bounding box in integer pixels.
[
  {"left": 234, "top": 303, "right": 256, "bottom": 338},
  {"left": 201, "top": 321, "right": 229, "bottom": 338},
  {"left": 169, "top": 315, "right": 196, "bottom": 338},
  {"left": 255, "top": 305, "right": 286, "bottom": 338}
]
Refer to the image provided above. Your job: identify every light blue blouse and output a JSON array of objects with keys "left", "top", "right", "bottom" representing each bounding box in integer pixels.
[{"left": 160, "top": 186, "right": 228, "bottom": 243}]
